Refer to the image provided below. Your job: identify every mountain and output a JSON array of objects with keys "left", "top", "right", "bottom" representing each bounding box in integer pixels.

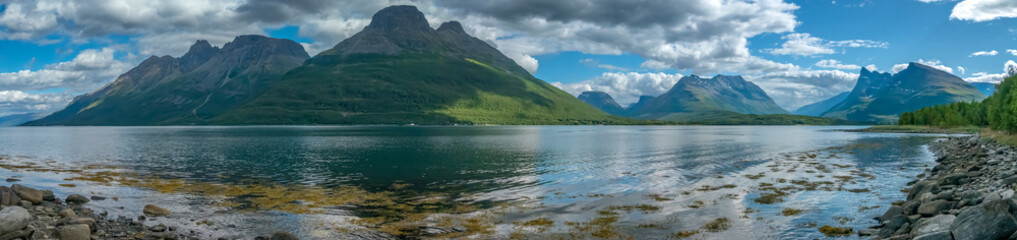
[
  {"left": 970, "top": 82, "right": 997, "bottom": 96},
  {"left": 0, "top": 113, "right": 46, "bottom": 126},
  {"left": 822, "top": 63, "right": 985, "bottom": 123},
  {"left": 212, "top": 5, "right": 618, "bottom": 125},
  {"left": 627, "top": 95, "right": 655, "bottom": 111},
  {"left": 24, "top": 36, "right": 309, "bottom": 126},
  {"left": 627, "top": 75, "right": 789, "bottom": 120},
  {"left": 792, "top": 92, "right": 849, "bottom": 117},
  {"left": 578, "top": 91, "right": 625, "bottom": 116}
]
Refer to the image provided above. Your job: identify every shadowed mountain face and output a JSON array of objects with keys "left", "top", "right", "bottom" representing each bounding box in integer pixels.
[
  {"left": 822, "top": 63, "right": 986, "bottom": 123},
  {"left": 213, "top": 5, "right": 614, "bottom": 125},
  {"left": 578, "top": 91, "right": 625, "bottom": 116},
  {"left": 23, "top": 35, "right": 309, "bottom": 126},
  {"left": 792, "top": 92, "right": 849, "bottom": 117},
  {"left": 627, "top": 75, "right": 788, "bottom": 120}
]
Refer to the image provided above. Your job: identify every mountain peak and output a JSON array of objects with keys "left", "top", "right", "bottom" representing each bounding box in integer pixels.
[
  {"left": 179, "top": 40, "right": 220, "bottom": 71},
  {"left": 437, "top": 21, "right": 466, "bottom": 34},
  {"left": 366, "top": 5, "right": 431, "bottom": 32}
]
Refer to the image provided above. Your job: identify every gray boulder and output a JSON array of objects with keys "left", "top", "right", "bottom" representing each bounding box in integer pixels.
[
  {"left": 914, "top": 231, "right": 953, "bottom": 240},
  {"left": 65, "top": 194, "right": 89, "bottom": 204},
  {"left": 57, "top": 224, "right": 90, "bottom": 240},
  {"left": 0, "top": 186, "right": 21, "bottom": 206},
  {"left": 11, "top": 184, "right": 43, "bottom": 204},
  {"left": 917, "top": 200, "right": 952, "bottom": 217},
  {"left": 950, "top": 199, "right": 1017, "bottom": 240},
  {"left": 0, "top": 206, "right": 31, "bottom": 236},
  {"left": 912, "top": 214, "right": 955, "bottom": 236}
]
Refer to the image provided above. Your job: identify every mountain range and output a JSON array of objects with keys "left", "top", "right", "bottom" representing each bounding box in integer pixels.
[
  {"left": 24, "top": 36, "right": 310, "bottom": 126},
  {"left": 26, "top": 5, "right": 622, "bottom": 126},
  {"left": 18, "top": 6, "right": 987, "bottom": 126},
  {"left": 821, "top": 63, "right": 985, "bottom": 123},
  {"left": 626, "top": 75, "right": 789, "bottom": 121}
]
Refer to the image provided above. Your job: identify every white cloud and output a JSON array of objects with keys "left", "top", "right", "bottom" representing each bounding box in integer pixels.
[
  {"left": 580, "top": 58, "right": 629, "bottom": 71},
  {"left": 0, "top": 48, "right": 133, "bottom": 92},
  {"left": 969, "top": 50, "right": 998, "bottom": 57},
  {"left": 966, "top": 60, "right": 1017, "bottom": 83},
  {"left": 746, "top": 69, "right": 858, "bottom": 110},
  {"left": 551, "top": 72, "right": 683, "bottom": 105},
  {"left": 951, "top": 0, "right": 1017, "bottom": 22},
  {"left": 445, "top": 0, "right": 803, "bottom": 74},
  {"left": 891, "top": 59, "right": 953, "bottom": 74},
  {"left": 815, "top": 59, "right": 861, "bottom": 70},
  {"left": 0, "top": 90, "right": 72, "bottom": 115},
  {"left": 1008, "top": 49, "right": 1017, "bottom": 56},
  {"left": 865, "top": 64, "right": 878, "bottom": 71},
  {"left": 958, "top": 66, "right": 966, "bottom": 74},
  {"left": 764, "top": 33, "right": 888, "bottom": 56}
]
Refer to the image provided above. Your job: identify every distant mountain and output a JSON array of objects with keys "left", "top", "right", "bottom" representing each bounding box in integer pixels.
[
  {"left": 970, "top": 82, "right": 997, "bottom": 96},
  {"left": 24, "top": 35, "right": 309, "bottom": 126},
  {"left": 578, "top": 91, "right": 625, "bottom": 115},
  {"left": 0, "top": 113, "right": 46, "bottom": 126},
  {"left": 627, "top": 75, "right": 789, "bottom": 120},
  {"left": 627, "top": 95, "right": 655, "bottom": 110},
  {"left": 213, "top": 5, "right": 618, "bottom": 125},
  {"left": 792, "top": 92, "right": 849, "bottom": 117},
  {"left": 822, "top": 63, "right": 985, "bottom": 123}
]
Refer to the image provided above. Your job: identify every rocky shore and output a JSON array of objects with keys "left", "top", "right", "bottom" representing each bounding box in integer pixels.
[
  {"left": 869, "top": 136, "right": 1017, "bottom": 240},
  {"left": 0, "top": 184, "right": 299, "bottom": 240}
]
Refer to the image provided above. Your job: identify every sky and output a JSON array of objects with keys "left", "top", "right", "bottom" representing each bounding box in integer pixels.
[{"left": 0, "top": 0, "right": 1016, "bottom": 116}]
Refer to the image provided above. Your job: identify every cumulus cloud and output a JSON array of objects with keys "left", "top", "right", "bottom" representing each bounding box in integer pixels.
[
  {"left": 966, "top": 60, "right": 1017, "bottom": 83},
  {"left": 1008, "top": 49, "right": 1017, "bottom": 56},
  {"left": 958, "top": 66, "right": 966, "bottom": 74},
  {"left": 763, "top": 33, "right": 888, "bottom": 56},
  {"left": 443, "top": 0, "right": 802, "bottom": 74},
  {"left": 0, "top": 48, "right": 133, "bottom": 92},
  {"left": 951, "top": 0, "right": 1017, "bottom": 22},
  {"left": 551, "top": 72, "right": 683, "bottom": 105},
  {"left": 815, "top": 59, "right": 861, "bottom": 70},
  {"left": 746, "top": 70, "right": 858, "bottom": 110},
  {"left": 891, "top": 59, "right": 953, "bottom": 74},
  {"left": 0, "top": 90, "right": 73, "bottom": 115},
  {"left": 969, "top": 50, "right": 998, "bottom": 57},
  {"left": 865, "top": 64, "right": 878, "bottom": 71}
]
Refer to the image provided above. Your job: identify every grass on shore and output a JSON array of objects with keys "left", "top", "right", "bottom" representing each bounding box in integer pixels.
[{"left": 982, "top": 128, "right": 1017, "bottom": 147}]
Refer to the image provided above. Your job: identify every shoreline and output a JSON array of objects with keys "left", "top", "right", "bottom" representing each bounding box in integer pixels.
[
  {"left": 868, "top": 135, "right": 1017, "bottom": 239},
  {"left": 0, "top": 184, "right": 300, "bottom": 240}
]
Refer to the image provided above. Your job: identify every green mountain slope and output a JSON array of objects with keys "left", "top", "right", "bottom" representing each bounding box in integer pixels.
[
  {"left": 822, "top": 63, "right": 985, "bottom": 124},
  {"left": 23, "top": 36, "right": 309, "bottom": 126},
  {"left": 627, "top": 75, "right": 788, "bottom": 119},
  {"left": 212, "top": 5, "right": 619, "bottom": 125}
]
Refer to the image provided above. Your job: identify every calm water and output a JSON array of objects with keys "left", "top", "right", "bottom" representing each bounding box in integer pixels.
[{"left": 0, "top": 126, "right": 948, "bottom": 239}]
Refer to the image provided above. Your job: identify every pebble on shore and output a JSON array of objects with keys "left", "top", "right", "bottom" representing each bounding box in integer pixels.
[
  {"left": 0, "top": 183, "right": 306, "bottom": 239},
  {"left": 868, "top": 136, "right": 1017, "bottom": 240}
]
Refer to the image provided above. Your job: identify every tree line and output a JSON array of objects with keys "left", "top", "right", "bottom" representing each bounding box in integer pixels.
[{"left": 898, "top": 65, "right": 1017, "bottom": 133}]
